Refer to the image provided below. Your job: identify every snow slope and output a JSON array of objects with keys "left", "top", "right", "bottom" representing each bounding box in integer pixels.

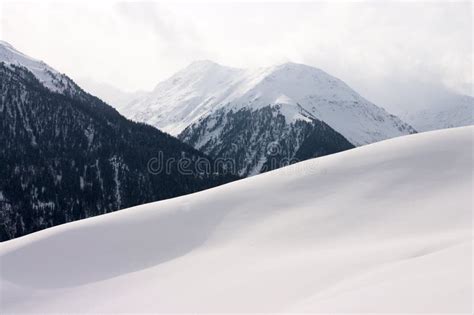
[
  {"left": 0, "top": 127, "right": 472, "bottom": 313},
  {"left": 0, "top": 41, "right": 78, "bottom": 95},
  {"left": 124, "top": 61, "right": 415, "bottom": 145}
]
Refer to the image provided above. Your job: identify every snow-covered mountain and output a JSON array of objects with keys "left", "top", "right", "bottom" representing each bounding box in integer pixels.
[
  {"left": 1, "top": 127, "right": 471, "bottom": 313},
  {"left": 398, "top": 93, "right": 473, "bottom": 132},
  {"left": 126, "top": 61, "right": 414, "bottom": 145},
  {"left": 124, "top": 61, "right": 415, "bottom": 175},
  {"left": 0, "top": 41, "right": 80, "bottom": 96}
]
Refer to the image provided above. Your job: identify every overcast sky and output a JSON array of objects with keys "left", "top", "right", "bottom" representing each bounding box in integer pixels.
[{"left": 1, "top": 1, "right": 472, "bottom": 112}]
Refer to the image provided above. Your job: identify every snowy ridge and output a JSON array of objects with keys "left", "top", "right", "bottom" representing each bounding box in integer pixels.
[
  {"left": 1, "top": 127, "right": 471, "bottom": 312},
  {"left": 125, "top": 61, "right": 415, "bottom": 145},
  {"left": 124, "top": 60, "right": 244, "bottom": 135},
  {"left": 0, "top": 41, "right": 77, "bottom": 95}
]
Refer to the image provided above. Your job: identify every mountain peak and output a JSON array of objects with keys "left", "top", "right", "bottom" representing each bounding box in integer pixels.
[
  {"left": 0, "top": 40, "right": 40, "bottom": 64},
  {"left": 189, "top": 59, "right": 220, "bottom": 66},
  {"left": 275, "top": 61, "right": 309, "bottom": 68},
  {"left": 0, "top": 40, "right": 14, "bottom": 49},
  {"left": 185, "top": 60, "right": 233, "bottom": 71},
  {"left": 126, "top": 59, "right": 415, "bottom": 145},
  {"left": 0, "top": 41, "right": 78, "bottom": 95},
  {"left": 269, "top": 61, "right": 326, "bottom": 76}
]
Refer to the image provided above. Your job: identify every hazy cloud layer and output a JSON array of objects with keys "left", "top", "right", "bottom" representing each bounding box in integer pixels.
[{"left": 1, "top": 1, "right": 471, "bottom": 112}]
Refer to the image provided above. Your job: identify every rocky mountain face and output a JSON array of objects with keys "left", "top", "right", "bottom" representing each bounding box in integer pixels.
[
  {"left": 0, "top": 51, "right": 236, "bottom": 241},
  {"left": 179, "top": 106, "right": 354, "bottom": 176},
  {"left": 124, "top": 61, "right": 415, "bottom": 176}
]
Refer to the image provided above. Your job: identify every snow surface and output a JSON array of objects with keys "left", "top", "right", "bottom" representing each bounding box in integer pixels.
[
  {"left": 124, "top": 61, "right": 414, "bottom": 145},
  {"left": 0, "top": 41, "right": 76, "bottom": 95},
  {"left": 1, "top": 127, "right": 472, "bottom": 313}
]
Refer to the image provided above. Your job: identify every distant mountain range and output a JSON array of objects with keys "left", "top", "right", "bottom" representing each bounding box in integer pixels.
[
  {"left": 397, "top": 92, "right": 473, "bottom": 132},
  {"left": 121, "top": 60, "right": 416, "bottom": 175},
  {"left": 0, "top": 41, "right": 236, "bottom": 241},
  {"left": 77, "top": 78, "right": 147, "bottom": 110}
]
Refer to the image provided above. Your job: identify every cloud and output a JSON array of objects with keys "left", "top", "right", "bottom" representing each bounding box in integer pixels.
[
  {"left": 0, "top": 1, "right": 471, "bottom": 110},
  {"left": 114, "top": 2, "right": 205, "bottom": 59}
]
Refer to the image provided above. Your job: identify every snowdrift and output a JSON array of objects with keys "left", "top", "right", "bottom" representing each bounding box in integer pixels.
[{"left": 1, "top": 127, "right": 472, "bottom": 313}]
